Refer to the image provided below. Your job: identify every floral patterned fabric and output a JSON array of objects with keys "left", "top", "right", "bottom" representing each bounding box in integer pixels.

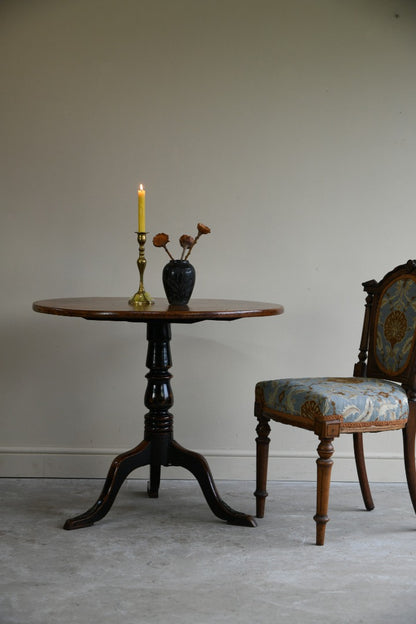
[
  {"left": 257, "top": 377, "right": 408, "bottom": 424},
  {"left": 375, "top": 276, "right": 416, "bottom": 375}
]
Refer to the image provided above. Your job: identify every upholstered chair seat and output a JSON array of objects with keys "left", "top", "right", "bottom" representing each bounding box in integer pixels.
[
  {"left": 254, "top": 261, "right": 416, "bottom": 545},
  {"left": 257, "top": 377, "right": 408, "bottom": 429}
]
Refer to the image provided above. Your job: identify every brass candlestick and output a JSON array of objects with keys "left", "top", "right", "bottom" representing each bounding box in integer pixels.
[{"left": 129, "top": 232, "right": 154, "bottom": 306}]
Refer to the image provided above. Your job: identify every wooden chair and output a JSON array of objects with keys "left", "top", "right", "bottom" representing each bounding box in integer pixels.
[{"left": 254, "top": 260, "right": 416, "bottom": 545}]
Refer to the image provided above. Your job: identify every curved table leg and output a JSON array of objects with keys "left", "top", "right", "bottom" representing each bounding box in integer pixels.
[
  {"left": 169, "top": 440, "right": 256, "bottom": 527},
  {"left": 147, "top": 464, "right": 161, "bottom": 498},
  {"left": 63, "top": 440, "right": 151, "bottom": 530}
]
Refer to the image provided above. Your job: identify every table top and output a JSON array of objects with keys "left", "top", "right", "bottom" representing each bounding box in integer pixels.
[{"left": 32, "top": 297, "right": 284, "bottom": 323}]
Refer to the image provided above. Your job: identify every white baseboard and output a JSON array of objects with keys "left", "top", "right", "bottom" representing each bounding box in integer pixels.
[{"left": 0, "top": 447, "right": 407, "bottom": 482}]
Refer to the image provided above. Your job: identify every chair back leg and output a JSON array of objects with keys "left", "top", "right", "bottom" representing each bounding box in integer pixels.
[
  {"left": 403, "top": 413, "right": 416, "bottom": 514},
  {"left": 353, "top": 432, "right": 375, "bottom": 511},
  {"left": 314, "top": 438, "right": 335, "bottom": 546}
]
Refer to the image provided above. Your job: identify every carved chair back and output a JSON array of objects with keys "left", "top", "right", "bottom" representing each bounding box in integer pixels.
[{"left": 354, "top": 260, "right": 416, "bottom": 400}]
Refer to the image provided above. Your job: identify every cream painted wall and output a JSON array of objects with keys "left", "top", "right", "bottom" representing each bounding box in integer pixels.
[{"left": 1, "top": 0, "right": 416, "bottom": 482}]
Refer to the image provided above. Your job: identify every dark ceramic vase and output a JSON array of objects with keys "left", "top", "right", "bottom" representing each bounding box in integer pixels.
[{"left": 162, "top": 260, "right": 196, "bottom": 305}]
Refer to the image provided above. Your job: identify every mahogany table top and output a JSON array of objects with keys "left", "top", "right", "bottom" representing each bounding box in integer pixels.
[{"left": 32, "top": 297, "right": 284, "bottom": 323}]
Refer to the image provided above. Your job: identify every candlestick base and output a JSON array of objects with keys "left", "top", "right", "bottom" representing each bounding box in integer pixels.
[
  {"left": 129, "top": 231, "right": 154, "bottom": 307},
  {"left": 129, "top": 289, "right": 154, "bottom": 306}
]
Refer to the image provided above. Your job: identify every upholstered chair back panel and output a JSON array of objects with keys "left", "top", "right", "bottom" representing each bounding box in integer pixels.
[
  {"left": 373, "top": 276, "right": 416, "bottom": 376},
  {"left": 366, "top": 270, "right": 416, "bottom": 386}
]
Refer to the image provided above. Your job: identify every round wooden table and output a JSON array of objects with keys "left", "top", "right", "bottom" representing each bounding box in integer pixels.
[{"left": 32, "top": 297, "right": 284, "bottom": 529}]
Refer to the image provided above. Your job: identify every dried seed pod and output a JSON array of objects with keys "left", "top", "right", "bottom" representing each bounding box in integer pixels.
[
  {"left": 197, "top": 223, "right": 211, "bottom": 235},
  {"left": 153, "top": 233, "right": 170, "bottom": 247}
]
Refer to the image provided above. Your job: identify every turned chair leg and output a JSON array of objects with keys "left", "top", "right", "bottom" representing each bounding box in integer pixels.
[
  {"left": 254, "top": 415, "right": 271, "bottom": 518},
  {"left": 353, "top": 432, "right": 375, "bottom": 511},
  {"left": 314, "top": 437, "right": 334, "bottom": 546},
  {"left": 403, "top": 414, "right": 416, "bottom": 514}
]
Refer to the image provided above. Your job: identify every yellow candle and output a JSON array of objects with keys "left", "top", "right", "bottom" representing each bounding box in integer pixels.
[{"left": 138, "top": 184, "right": 146, "bottom": 232}]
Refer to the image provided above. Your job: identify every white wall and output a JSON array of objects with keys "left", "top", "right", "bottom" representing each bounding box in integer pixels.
[{"left": 1, "top": 0, "right": 416, "bottom": 482}]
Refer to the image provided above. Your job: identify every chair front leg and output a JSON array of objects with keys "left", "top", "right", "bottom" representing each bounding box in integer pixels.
[
  {"left": 254, "top": 415, "right": 271, "bottom": 518},
  {"left": 314, "top": 437, "right": 334, "bottom": 546}
]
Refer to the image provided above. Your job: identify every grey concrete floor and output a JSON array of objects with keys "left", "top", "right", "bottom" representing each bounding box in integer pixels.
[{"left": 1, "top": 478, "right": 416, "bottom": 624}]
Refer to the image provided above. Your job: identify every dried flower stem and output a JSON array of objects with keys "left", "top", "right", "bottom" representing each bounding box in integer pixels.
[
  {"left": 179, "top": 234, "right": 195, "bottom": 260},
  {"left": 184, "top": 232, "right": 201, "bottom": 260},
  {"left": 164, "top": 245, "right": 175, "bottom": 261}
]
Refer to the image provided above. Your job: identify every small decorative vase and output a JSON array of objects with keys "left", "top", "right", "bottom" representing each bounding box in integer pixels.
[{"left": 162, "top": 260, "right": 196, "bottom": 305}]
